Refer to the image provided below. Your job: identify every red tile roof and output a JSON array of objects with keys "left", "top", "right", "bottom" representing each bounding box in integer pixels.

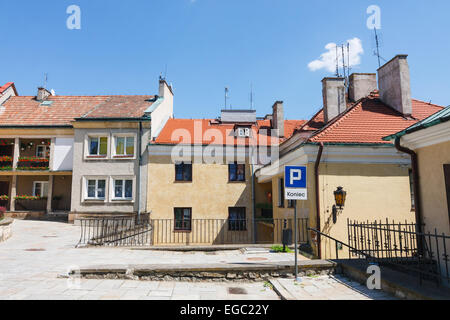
[
  {"left": 153, "top": 119, "right": 306, "bottom": 146},
  {"left": 303, "top": 96, "right": 443, "bottom": 145},
  {"left": 0, "top": 95, "right": 155, "bottom": 126}
]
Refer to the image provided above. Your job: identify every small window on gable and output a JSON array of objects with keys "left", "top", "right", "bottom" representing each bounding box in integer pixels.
[{"left": 236, "top": 127, "right": 251, "bottom": 138}]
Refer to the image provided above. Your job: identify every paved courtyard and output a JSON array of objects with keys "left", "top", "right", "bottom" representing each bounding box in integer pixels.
[{"left": 0, "top": 219, "right": 395, "bottom": 300}]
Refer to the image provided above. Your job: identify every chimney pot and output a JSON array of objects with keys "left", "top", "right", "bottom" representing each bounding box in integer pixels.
[
  {"left": 37, "top": 87, "right": 51, "bottom": 102},
  {"left": 272, "top": 101, "right": 284, "bottom": 137},
  {"left": 348, "top": 73, "right": 377, "bottom": 102},
  {"left": 377, "top": 55, "right": 412, "bottom": 116},
  {"left": 322, "top": 78, "right": 347, "bottom": 123}
]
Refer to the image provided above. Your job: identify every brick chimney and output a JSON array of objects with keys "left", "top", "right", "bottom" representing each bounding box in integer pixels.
[
  {"left": 272, "top": 101, "right": 284, "bottom": 137},
  {"left": 377, "top": 55, "right": 412, "bottom": 116},
  {"left": 322, "top": 77, "right": 346, "bottom": 123},
  {"left": 348, "top": 73, "right": 377, "bottom": 102},
  {"left": 37, "top": 87, "right": 52, "bottom": 102}
]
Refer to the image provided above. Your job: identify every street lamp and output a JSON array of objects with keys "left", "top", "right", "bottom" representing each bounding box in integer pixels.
[{"left": 334, "top": 186, "right": 347, "bottom": 209}]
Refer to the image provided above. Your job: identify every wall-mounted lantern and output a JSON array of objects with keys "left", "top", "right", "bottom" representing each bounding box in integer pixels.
[
  {"left": 334, "top": 186, "right": 347, "bottom": 209},
  {"left": 332, "top": 187, "right": 347, "bottom": 224}
]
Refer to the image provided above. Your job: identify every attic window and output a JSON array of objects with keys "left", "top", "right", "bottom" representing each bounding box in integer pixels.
[
  {"left": 236, "top": 127, "right": 251, "bottom": 138},
  {"left": 40, "top": 101, "right": 53, "bottom": 107}
]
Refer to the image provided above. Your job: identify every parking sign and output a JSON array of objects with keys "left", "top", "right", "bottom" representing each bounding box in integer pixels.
[{"left": 285, "top": 166, "right": 307, "bottom": 200}]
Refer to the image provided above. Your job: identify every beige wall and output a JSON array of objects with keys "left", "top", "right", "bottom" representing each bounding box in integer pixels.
[
  {"left": 416, "top": 141, "right": 450, "bottom": 236},
  {"left": 147, "top": 155, "right": 255, "bottom": 245},
  {"left": 267, "top": 162, "right": 414, "bottom": 259}
]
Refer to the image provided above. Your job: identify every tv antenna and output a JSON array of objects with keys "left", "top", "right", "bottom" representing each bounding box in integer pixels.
[
  {"left": 250, "top": 83, "right": 254, "bottom": 110},
  {"left": 335, "top": 46, "right": 340, "bottom": 77},
  {"left": 373, "top": 27, "right": 386, "bottom": 68},
  {"left": 224, "top": 87, "right": 229, "bottom": 109},
  {"left": 43, "top": 73, "right": 48, "bottom": 88}
]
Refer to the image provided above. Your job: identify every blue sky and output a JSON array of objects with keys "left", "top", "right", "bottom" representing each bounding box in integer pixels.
[{"left": 1, "top": 0, "right": 449, "bottom": 120}]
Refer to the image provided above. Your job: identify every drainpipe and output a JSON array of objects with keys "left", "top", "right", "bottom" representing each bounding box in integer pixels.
[
  {"left": 314, "top": 142, "right": 324, "bottom": 259},
  {"left": 251, "top": 163, "right": 256, "bottom": 244},
  {"left": 136, "top": 121, "right": 143, "bottom": 223},
  {"left": 394, "top": 137, "right": 423, "bottom": 233}
]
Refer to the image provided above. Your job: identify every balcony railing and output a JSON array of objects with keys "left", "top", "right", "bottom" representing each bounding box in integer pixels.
[{"left": 16, "top": 157, "right": 49, "bottom": 171}]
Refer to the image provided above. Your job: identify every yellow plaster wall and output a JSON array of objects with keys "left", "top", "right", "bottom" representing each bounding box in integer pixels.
[
  {"left": 416, "top": 141, "right": 450, "bottom": 236},
  {"left": 147, "top": 156, "right": 254, "bottom": 245},
  {"left": 267, "top": 162, "right": 414, "bottom": 258},
  {"left": 318, "top": 163, "right": 414, "bottom": 259}
]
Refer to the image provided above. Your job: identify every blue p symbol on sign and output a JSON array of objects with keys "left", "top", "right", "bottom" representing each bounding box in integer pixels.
[{"left": 285, "top": 166, "right": 307, "bottom": 188}]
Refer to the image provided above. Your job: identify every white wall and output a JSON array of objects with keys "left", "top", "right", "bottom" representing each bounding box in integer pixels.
[{"left": 53, "top": 138, "right": 74, "bottom": 171}]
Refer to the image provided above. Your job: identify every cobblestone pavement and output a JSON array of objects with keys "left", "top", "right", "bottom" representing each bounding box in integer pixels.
[
  {"left": 0, "top": 219, "right": 393, "bottom": 300},
  {"left": 275, "top": 276, "right": 397, "bottom": 300}
]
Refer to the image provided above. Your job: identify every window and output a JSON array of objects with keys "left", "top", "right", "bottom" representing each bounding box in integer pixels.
[
  {"left": 278, "top": 178, "right": 285, "bottom": 207},
  {"left": 88, "top": 137, "right": 108, "bottom": 156},
  {"left": 228, "top": 207, "right": 246, "bottom": 231},
  {"left": 444, "top": 165, "right": 450, "bottom": 223},
  {"left": 36, "top": 146, "right": 49, "bottom": 159},
  {"left": 114, "top": 136, "right": 134, "bottom": 157},
  {"left": 175, "top": 162, "right": 192, "bottom": 181},
  {"left": 113, "top": 179, "right": 133, "bottom": 200},
  {"left": 229, "top": 163, "right": 245, "bottom": 182},
  {"left": 33, "top": 181, "right": 48, "bottom": 198},
  {"left": 237, "top": 127, "right": 250, "bottom": 138},
  {"left": 86, "top": 179, "right": 106, "bottom": 200},
  {"left": 408, "top": 169, "right": 415, "bottom": 210},
  {"left": 174, "top": 208, "right": 192, "bottom": 231}
]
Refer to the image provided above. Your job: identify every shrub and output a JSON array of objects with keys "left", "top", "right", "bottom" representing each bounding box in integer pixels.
[
  {"left": 0, "top": 207, "right": 6, "bottom": 220},
  {"left": 271, "top": 245, "right": 293, "bottom": 253}
]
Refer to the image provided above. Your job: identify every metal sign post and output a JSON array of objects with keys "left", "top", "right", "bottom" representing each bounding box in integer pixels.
[{"left": 285, "top": 166, "right": 307, "bottom": 282}]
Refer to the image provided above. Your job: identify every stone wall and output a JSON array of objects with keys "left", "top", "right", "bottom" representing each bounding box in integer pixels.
[{"left": 0, "top": 218, "right": 13, "bottom": 242}]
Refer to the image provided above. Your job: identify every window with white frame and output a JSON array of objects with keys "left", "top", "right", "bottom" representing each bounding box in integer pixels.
[
  {"left": 114, "top": 136, "right": 135, "bottom": 157},
  {"left": 86, "top": 179, "right": 106, "bottom": 200},
  {"left": 113, "top": 179, "right": 133, "bottom": 200},
  {"left": 36, "top": 145, "right": 49, "bottom": 158},
  {"left": 33, "top": 181, "right": 49, "bottom": 198},
  {"left": 88, "top": 136, "right": 108, "bottom": 156}
]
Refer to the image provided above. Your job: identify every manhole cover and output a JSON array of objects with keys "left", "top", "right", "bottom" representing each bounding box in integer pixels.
[
  {"left": 246, "top": 257, "right": 268, "bottom": 261},
  {"left": 24, "top": 248, "right": 46, "bottom": 252},
  {"left": 228, "top": 287, "right": 248, "bottom": 295}
]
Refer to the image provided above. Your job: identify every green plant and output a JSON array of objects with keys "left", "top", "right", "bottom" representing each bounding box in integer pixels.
[
  {"left": 271, "top": 245, "right": 293, "bottom": 253},
  {"left": 0, "top": 195, "right": 9, "bottom": 201},
  {"left": 14, "top": 195, "right": 44, "bottom": 201},
  {"left": 0, "top": 207, "right": 5, "bottom": 221},
  {"left": 263, "top": 281, "right": 274, "bottom": 290}
]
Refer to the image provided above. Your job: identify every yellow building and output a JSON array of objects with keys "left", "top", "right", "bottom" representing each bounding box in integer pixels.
[
  {"left": 257, "top": 56, "right": 444, "bottom": 259},
  {"left": 147, "top": 107, "right": 305, "bottom": 245}
]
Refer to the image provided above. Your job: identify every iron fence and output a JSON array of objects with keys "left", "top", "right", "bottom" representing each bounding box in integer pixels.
[
  {"left": 348, "top": 219, "right": 450, "bottom": 286},
  {"left": 151, "top": 218, "right": 309, "bottom": 245},
  {"left": 77, "top": 215, "right": 151, "bottom": 247}
]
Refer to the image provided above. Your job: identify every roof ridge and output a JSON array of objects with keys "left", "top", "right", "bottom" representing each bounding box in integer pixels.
[
  {"left": 308, "top": 99, "right": 364, "bottom": 142},
  {"left": 411, "top": 98, "right": 445, "bottom": 109}
]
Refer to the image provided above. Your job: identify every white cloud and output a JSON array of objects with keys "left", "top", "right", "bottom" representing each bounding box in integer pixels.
[{"left": 308, "top": 38, "right": 364, "bottom": 73}]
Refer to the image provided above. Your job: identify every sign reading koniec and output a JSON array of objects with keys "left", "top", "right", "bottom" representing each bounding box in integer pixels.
[{"left": 284, "top": 166, "right": 307, "bottom": 200}]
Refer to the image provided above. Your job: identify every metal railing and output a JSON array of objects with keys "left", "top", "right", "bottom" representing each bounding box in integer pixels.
[
  {"left": 151, "top": 218, "right": 309, "bottom": 245},
  {"left": 347, "top": 219, "right": 450, "bottom": 286},
  {"left": 77, "top": 215, "right": 151, "bottom": 247}
]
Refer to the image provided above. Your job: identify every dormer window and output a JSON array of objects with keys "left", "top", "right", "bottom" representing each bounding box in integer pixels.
[{"left": 236, "top": 127, "right": 251, "bottom": 138}]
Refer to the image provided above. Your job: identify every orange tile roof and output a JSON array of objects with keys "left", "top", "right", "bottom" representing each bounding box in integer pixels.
[
  {"left": 0, "top": 95, "right": 155, "bottom": 126},
  {"left": 304, "top": 96, "right": 443, "bottom": 145},
  {"left": 153, "top": 119, "right": 306, "bottom": 146}
]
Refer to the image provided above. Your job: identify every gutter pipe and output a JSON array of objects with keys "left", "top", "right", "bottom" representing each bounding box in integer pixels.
[
  {"left": 394, "top": 137, "right": 424, "bottom": 233},
  {"left": 314, "top": 142, "right": 324, "bottom": 259}
]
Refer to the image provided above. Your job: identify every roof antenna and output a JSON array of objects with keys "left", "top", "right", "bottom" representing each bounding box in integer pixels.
[
  {"left": 250, "top": 83, "right": 254, "bottom": 110},
  {"left": 43, "top": 73, "right": 48, "bottom": 89},
  {"left": 374, "top": 27, "right": 382, "bottom": 68},
  {"left": 224, "top": 87, "right": 229, "bottom": 110},
  {"left": 164, "top": 64, "right": 168, "bottom": 80},
  {"left": 335, "top": 46, "right": 340, "bottom": 77},
  {"left": 341, "top": 45, "right": 346, "bottom": 80}
]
